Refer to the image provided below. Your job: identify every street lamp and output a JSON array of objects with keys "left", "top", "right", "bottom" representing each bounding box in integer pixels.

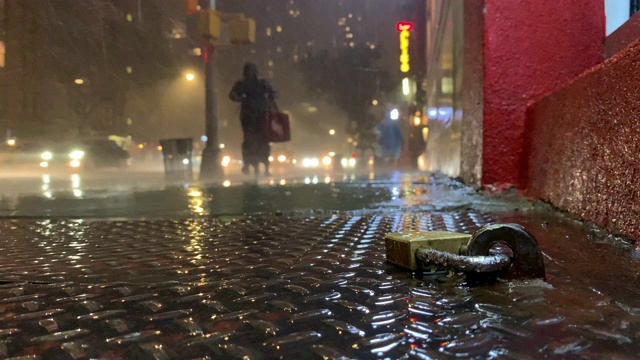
[
  {"left": 74, "top": 78, "right": 84, "bottom": 85},
  {"left": 185, "top": 73, "right": 195, "bottom": 81},
  {"left": 329, "top": 129, "right": 336, "bottom": 135}
]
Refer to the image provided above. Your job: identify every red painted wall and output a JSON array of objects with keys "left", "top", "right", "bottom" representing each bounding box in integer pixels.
[
  {"left": 482, "top": 0, "right": 604, "bottom": 188},
  {"left": 526, "top": 39, "right": 640, "bottom": 241}
]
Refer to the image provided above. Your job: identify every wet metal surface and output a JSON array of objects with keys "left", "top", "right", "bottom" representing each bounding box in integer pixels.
[{"left": 1, "top": 214, "right": 640, "bottom": 358}]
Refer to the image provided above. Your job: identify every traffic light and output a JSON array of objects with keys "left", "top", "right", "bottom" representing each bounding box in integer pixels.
[
  {"left": 229, "top": 14, "right": 256, "bottom": 45},
  {"left": 185, "top": 0, "right": 199, "bottom": 15},
  {"left": 198, "top": 10, "right": 221, "bottom": 40}
]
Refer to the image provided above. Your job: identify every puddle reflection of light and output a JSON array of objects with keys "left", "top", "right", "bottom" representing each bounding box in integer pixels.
[
  {"left": 369, "top": 173, "right": 375, "bottom": 180},
  {"left": 223, "top": 180, "right": 231, "bottom": 187},
  {"left": 188, "top": 189, "right": 202, "bottom": 197},
  {"left": 42, "top": 175, "right": 50, "bottom": 184},
  {"left": 43, "top": 191, "right": 52, "bottom": 199},
  {"left": 391, "top": 187, "right": 400, "bottom": 200},
  {"left": 73, "top": 189, "right": 83, "bottom": 198},
  {"left": 71, "top": 174, "right": 80, "bottom": 189}
]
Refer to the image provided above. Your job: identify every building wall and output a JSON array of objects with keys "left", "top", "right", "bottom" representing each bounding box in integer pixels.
[
  {"left": 423, "top": 0, "right": 464, "bottom": 178},
  {"left": 526, "top": 38, "right": 640, "bottom": 241},
  {"left": 482, "top": 0, "right": 605, "bottom": 188},
  {"left": 459, "top": 0, "right": 483, "bottom": 186}
]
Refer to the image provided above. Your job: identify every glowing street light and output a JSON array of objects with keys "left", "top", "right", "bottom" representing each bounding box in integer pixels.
[
  {"left": 185, "top": 73, "right": 195, "bottom": 81},
  {"left": 329, "top": 129, "right": 336, "bottom": 135},
  {"left": 74, "top": 78, "right": 84, "bottom": 85}
]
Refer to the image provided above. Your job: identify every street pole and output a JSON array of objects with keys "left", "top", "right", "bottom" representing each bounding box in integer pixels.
[{"left": 199, "top": 0, "right": 223, "bottom": 181}]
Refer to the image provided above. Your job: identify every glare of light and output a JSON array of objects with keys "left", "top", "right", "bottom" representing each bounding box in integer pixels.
[
  {"left": 312, "top": 176, "right": 319, "bottom": 184},
  {"left": 413, "top": 116, "right": 421, "bottom": 126},
  {"left": 268, "top": 156, "right": 274, "bottom": 162},
  {"left": 310, "top": 158, "right": 319, "bottom": 167},
  {"left": 73, "top": 189, "right": 83, "bottom": 198},
  {"left": 69, "top": 150, "right": 85, "bottom": 160},
  {"left": 39, "top": 161, "right": 49, "bottom": 168},
  {"left": 372, "top": 99, "right": 378, "bottom": 106},
  {"left": 322, "top": 156, "right": 332, "bottom": 166},
  {"left": 329, "top": 152, "right": 336, "bottom": 157},
  {"left": 302, "top": 158, "right": 312, "bottom": 168},
  {"left": 329, "top": 129, "right": 336, "bottom": 135},
  {"left": 182, "top": 159, "right": 190, "bottom": 165},
  {"left": 6, "top": 139, "right": 16, "bottom": 146},
  {"left": 308, "top": 106, "right": 318, "bottom": 113},
  {"left": 221, "top": 156, "right": 231, "bottom": 167},
  {"left": 188, "top": 189, "right": 202, "bottom": 197},
  {"left": 304, "top": 177, "right": 311, "bottom": 184},
  {"left": 276, "top": 25, "right": 282, "bottom": 32},
  {"left": 341, "top": 158, "right": 348, "bottom": 167},
  {"left": 402, "top": 77, "right": 410, "bottom": 96},
  {"left": 71, "top": 174, "right": 80, "bottom": 188},
  {"left": 185, "top": 73, "right": 195, "bottom": 81},
  {"left": 43, "top": 191, "right": 52, "bottom": 199},
  {"left": 324, "top": 176, "right": 331, "bottom": 184},
  {"left": 201, "top": 135, "right": 208, "bottom": 142},
  {"left": 279, "top": 179, "right": 286, "bottom": 186},
  {"left": 348, "top": 158, "right": 356, "bottom": 168},
  {"left": 156, "top": 146, "right": 162, "bottom": 151},
  {"left": 428, "top": 108, "right": 438, "bottom": 118},
  {"left": 41, "top": 151, "right": 53, "bottom": 161},
  {"left": 137, "top": 144, "right": 144, "bottom": 149},
  {"left": 292, "top": 159, "right": 297, "bottom": 164},
  {"left": 42, "top": 175, "right": 50, "bottom": 184},
  {"left": 74, "top": 78, "right": 84, "bottom": 85},
  {"left": 219, "top": 143, "right": 225, "bottom": 149},
  {"left": 223, "top": 180, "right": 231, "bottom": 187},
  {"left": 70, "top": 160, "right": 81, "bottom": 168},
  {"left": 390, "top": 108, "right": 400, "bottom": 121},
  {"left": 347, "top": 138, "right": 353, "bottom": 143},
  {"left": 277, "top": 155, "right": 287, "bottom": 163}
]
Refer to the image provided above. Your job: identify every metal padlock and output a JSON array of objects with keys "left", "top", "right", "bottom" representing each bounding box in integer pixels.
[{"left": 385, "top": 224, "right": 545, "bottom": 282}]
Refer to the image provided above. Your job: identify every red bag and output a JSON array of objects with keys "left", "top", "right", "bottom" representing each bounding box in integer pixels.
[{"left": 263, "top": 100, "right": 291, "bottom": 143}]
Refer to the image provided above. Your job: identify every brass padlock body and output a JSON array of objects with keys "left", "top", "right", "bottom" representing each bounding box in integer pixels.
[{"left": 385, "top": 231, "right": 471, "bottom": 271}]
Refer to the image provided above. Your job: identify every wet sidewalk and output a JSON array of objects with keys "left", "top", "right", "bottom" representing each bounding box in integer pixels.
[{"left": 0, "top": 173, "right": 639, "bottom": 358}]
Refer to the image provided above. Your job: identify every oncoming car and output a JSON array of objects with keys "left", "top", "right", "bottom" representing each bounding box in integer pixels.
[{"left": 39, "top": 140, "right": 130, "bottom": 171}]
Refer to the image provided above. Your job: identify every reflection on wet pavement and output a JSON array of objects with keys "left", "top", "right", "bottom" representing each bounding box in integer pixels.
[
  {"left": 0, "top": 213, "right": 638, "bottom": 358},
  {"left": 0, "top": 171, "right": 530, "bottom": 218},
  {"left": 0, "top": 171, "right": 639, "bottom": 357}
]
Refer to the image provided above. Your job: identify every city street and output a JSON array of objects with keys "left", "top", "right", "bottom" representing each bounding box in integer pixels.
[{"left": 0, "top": 170, "right": 639, "bottom": 358}]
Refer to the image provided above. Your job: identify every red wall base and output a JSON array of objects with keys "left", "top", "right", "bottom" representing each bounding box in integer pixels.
[
  {"left": 481, "top": 0, "right": 604, "bottom": 188},
  {"left": 526, "top": 39, "right": 640, "bottom": 241}
]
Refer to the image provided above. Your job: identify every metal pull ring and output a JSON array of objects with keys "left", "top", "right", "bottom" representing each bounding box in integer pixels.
[{"left": 464, "top": 223, "right": 546, "bottom": 282}]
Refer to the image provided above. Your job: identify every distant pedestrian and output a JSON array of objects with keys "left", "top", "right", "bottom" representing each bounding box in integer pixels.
[
  {"left": 375, "top": 108, "right": 404, "bottom": 167},
  {"left": 229, "top": 62, "right": 276, "bottom": 176}
]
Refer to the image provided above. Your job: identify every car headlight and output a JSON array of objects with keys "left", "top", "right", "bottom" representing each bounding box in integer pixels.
[
  {"left": 41, "top": 151, "right": 53, "bottom": 161},
  {"left": 69, "top": 150, "right": 85, "bottom": 160}
]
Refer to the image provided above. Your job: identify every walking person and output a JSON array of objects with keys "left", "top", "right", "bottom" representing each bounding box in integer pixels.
[
  {"left": 229, "top": 63, "right": 276, "bottom": 176},
  {"left": 374, "top": 108, "right": 404, "bottom": 169}
]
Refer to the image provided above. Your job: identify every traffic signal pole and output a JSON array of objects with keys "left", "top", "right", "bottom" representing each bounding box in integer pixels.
[{"left": 199, "top": 0, "right": 223, "bottom": 181}]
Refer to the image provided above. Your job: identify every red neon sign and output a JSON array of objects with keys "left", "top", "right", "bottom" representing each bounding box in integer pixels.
[{"left": 396, "top": 21, "right": 413, "bottom": 32}]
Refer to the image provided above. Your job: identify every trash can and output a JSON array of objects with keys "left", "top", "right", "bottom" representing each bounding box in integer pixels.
[{"left": 160, "top": 138, "right": 193, "bottom": 182}]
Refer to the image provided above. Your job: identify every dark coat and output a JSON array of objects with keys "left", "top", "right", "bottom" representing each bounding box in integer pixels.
[{"left": 229, "top": 77, "right": 276, "bottom": 166}]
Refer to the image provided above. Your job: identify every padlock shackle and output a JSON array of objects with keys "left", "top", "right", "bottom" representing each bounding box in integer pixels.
[{"left": 416, "top": 247, "right": 512, "bottom": 273}]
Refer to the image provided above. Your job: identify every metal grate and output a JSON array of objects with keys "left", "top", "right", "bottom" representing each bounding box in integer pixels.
[{"left": 0, "top": 214, "right": 638, "bottom": 358}]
